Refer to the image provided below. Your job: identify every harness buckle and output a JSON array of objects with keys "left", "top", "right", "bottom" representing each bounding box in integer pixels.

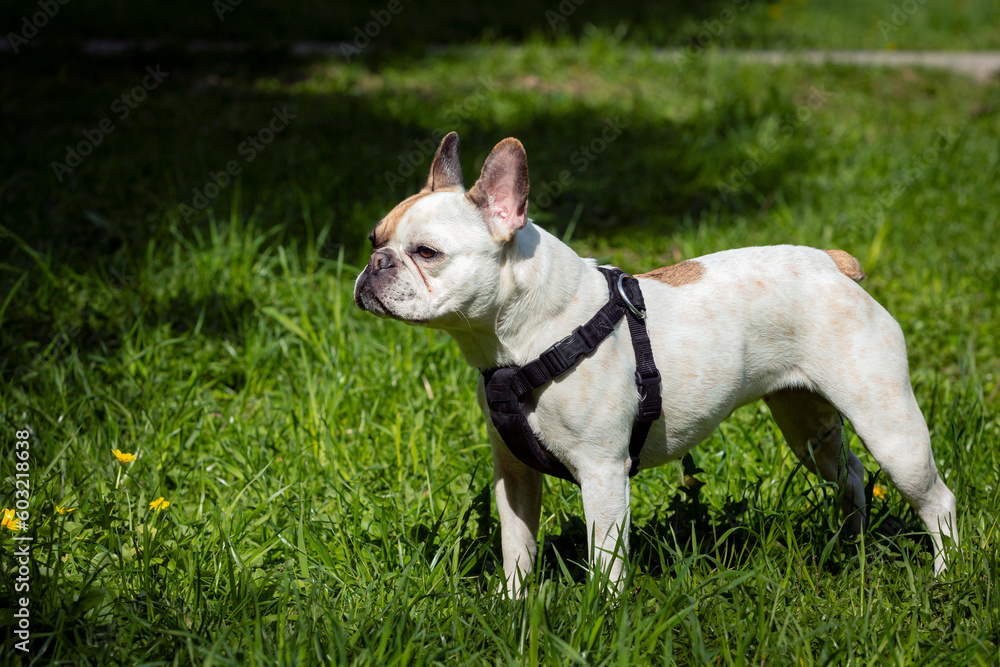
[
  {"left": 538, "top": 346, "right": 567, "bottom": 376},
  {"left": 634, "top": 369, "right": 662, "bottom": 421},
  {"left": 574, "top": 324, "right": 598, "bottom": 352},
  {"left": 617, "top": 273, "right": 646, "bottom": 320},
  {"left": 539, "top": 325, "right": 598, "bottom": 377}
]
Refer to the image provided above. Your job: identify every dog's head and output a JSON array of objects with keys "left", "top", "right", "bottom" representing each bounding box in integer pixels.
[{"left": 354, "top": 132, "right": 530, "bottom": 329}]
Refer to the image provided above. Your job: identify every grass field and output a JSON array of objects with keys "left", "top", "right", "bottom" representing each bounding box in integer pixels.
[{"left": 2, "top": 25, "right": 1000, "bottom": 667}]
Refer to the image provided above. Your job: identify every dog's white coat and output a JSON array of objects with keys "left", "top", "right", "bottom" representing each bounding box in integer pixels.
[{"left": 355, "top": 136, "right": 959, "bottom": 596}]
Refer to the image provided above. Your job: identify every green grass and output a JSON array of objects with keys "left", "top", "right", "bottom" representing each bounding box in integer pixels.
[{"left": 1, "top": 37, "right": 999, "bottom": 665}]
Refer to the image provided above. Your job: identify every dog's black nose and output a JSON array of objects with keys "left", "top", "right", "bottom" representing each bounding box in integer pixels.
[{"left": 368, "top": 249, "right": 397, "bottom": 273}]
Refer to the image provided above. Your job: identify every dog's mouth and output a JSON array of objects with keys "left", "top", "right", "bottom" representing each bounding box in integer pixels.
[
  {"left": 354, "top": 281, "right": 388, "bottom": 316},
  {"left": 354, "top": 278, "right": 429, "bottom": 325}
]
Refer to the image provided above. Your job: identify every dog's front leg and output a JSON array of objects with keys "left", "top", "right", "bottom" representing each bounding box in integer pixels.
[
  {"left": 579, "top": 461, "right": 631, "bottom": 593},
  {"left": 489, "top": 432, "right": 543, "bottom": 598}
]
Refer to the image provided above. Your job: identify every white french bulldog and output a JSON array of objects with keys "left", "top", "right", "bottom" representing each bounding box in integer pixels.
[{"left": 354, "top": 132, "right": 958, "bottom": 595}]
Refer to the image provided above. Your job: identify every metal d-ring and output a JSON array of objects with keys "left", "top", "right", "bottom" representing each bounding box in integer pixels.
[{"left": 617, "top": 272, "right": 645, "bottom": 319}]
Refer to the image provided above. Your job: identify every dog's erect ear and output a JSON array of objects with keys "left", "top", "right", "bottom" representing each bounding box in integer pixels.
[
  {"left": 466, "top": 138, "right": 529, "bottom": 243},
  {"left": 421, "top": 131, "right": 464, "bottom": 193}
]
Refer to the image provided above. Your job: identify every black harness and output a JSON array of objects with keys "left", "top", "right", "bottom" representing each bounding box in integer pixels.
[{"left": 481, "top": 267, "right": 662, "bottom": 485}]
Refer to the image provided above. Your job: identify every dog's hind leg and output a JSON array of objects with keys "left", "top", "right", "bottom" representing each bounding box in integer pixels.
[
  {"left": 826, "top": 380, "right": 957, "bottom": 574},
  {"left": 799, "top": 285, "right": 959, "bottom": 574},
  {"left": 765, "top": 388, "right": 867, "bottom": 533}
]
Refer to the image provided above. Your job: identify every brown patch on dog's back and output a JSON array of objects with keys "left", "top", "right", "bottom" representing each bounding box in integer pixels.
[
  {"left": 639, "top": 260, "right": 706, "bottom": 286},
  {"left": 823, "top": 249, "right": 866, "bottom": 282},
  {"left": 368, "top": 192, "right": 436, "bottom": 247}
]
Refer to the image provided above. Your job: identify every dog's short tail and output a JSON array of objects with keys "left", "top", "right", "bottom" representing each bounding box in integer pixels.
[{"left": 823, "top": 249, "right": 866, "bottom": 282}]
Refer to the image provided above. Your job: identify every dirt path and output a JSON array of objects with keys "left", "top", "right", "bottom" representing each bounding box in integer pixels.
[{"left": 719, "top": 49, "right": 1000, "bottom": 82}]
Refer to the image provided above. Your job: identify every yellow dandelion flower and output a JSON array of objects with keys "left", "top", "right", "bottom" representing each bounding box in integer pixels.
[
  {"left": 112, "top": 449, "right": 138, "bottom": 488},
  {"left": 873, "top": 483, "right": 889, "bottom": 500},
  {"left": 2, "top": 508, "right": 22, "bottom": 532},
  {"left": 56, "top": 506, "right": 78, "bottom": 515},
  {"left": 112, "top": 448, "right": 137, "bottom": 463},
  {"left": 149, "top": 497, "right": 171, "bottom": 512}
]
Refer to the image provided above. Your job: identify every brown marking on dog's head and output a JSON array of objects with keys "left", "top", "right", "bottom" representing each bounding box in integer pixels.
[
  {"left": 368, "top": 191, "right": 435, "bottom": 248},
  {"left": 824, "top": 249, "right": 866, "bottom": 282},
  {"left": 368, "top": 132, "right": 466, "bottom": 248},
  {"left": 639, "top": 260, "right": 706, "bottom": 286}
]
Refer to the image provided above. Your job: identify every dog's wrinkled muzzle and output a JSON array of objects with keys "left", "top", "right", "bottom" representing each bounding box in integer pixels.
[{"left": 353, "top": 249, "right": 398, "bottom": 315}]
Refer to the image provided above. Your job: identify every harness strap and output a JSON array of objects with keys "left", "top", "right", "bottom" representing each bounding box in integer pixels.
[
  {"left": 482, "top": 365, "right": 576, "bottom": 481},
  {"left": 482, "top": 267, "right": 662, "bottom": 485},
  {"left": 600, "top": 268, "right": 662, "bottom": 477}
]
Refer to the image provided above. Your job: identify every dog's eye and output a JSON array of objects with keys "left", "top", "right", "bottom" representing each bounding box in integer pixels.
[{"left": 416, "top": 246, "right": 438, "bottom": 260}]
